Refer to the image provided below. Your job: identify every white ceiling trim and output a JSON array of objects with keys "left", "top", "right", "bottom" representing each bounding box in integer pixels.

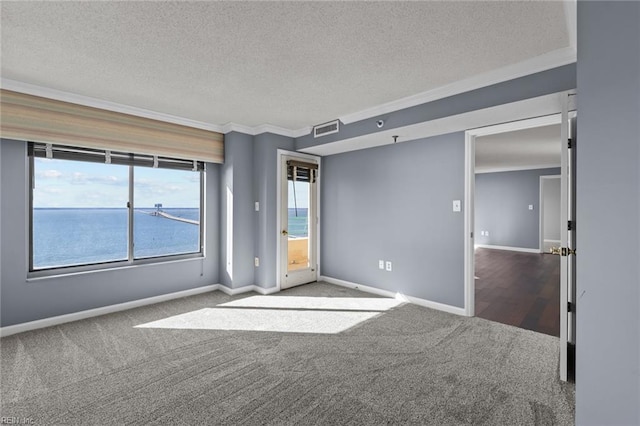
[
  {"left": 221, "top": 122, "right": 311, "bottom": 138},
  {"left": 300, "top": 92, "right": 565, "bottom": 157},
  {"left": 475, "top": 163, "right": 561, "bottom": 174},
  {"left": 0, "top": 78, "right": 225, "bottom": 133},
  {"left": 469, "top": 113, "right": 561, "bottom": 137},
  {"left": 337, "top": 47, "right": 576, "bottom": 126}
]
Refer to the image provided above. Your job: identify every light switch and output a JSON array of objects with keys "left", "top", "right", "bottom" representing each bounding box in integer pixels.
[
  {"left": 529, "top": 204, "right": 534, "bottom": 210},
  {"left": 255, "top": 202, "right": 260, "bottom": 211},
  {"left": 378, "top": 260, "right": 385, "bottom": 270},
  {"left": 453, "top": 200, "right": 461, "bottom": 212}
]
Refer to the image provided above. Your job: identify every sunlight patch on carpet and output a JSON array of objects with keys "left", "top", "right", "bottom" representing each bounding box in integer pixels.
[
  {"left": 217, "top": 296, "right": 403, "bottom": 311},
  {"left": 135, "top": 308, "right": 381, "bottom": 334}
]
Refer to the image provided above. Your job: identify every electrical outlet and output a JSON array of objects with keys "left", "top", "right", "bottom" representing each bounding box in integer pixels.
[
  {"left": 378, "top": 260, "right": 385, "bottom": 269},
  {"left": 529, "top": 204, "right": 534, "bottom": 210},
  {"left": 485, "top": 231, "right": 489, "bottom": 236},
  {"left": 385, "top": 261, "right": 392, "bottom": 272},
  {"left": 254, "top": 257, "right": 259, "bottom": 267}
]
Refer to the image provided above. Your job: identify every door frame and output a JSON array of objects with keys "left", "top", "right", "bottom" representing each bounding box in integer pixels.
[
  {"left": 463, "top": 112, "right": 563, "bottom": 317},
  {"left": 275, "top": 149, "right": 322, "bottom": 291},
  {"left": 539, "top": 175, "right": 562, "bottom": 254},
  {"left": 464, "top": 90, "right": 576, "bottom": 382}
]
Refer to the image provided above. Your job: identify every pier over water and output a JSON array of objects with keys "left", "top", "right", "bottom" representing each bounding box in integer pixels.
[{"left": 136, "top": 204, "right": 199, "bottom": 226}]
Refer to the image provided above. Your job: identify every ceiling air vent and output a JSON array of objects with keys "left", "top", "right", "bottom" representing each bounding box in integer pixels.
[{"left": 313, "top": 120, "right": 340, "bottom": 138}]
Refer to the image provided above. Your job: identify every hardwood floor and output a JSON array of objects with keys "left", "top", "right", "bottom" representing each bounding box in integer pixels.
[{"left": 475, "top": 248, "right": 560, "bottom": 337}]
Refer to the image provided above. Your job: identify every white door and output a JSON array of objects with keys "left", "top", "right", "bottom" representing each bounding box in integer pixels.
[
  {"left": 279, "top": 154, "right": 319, "bottom": 290},
  {"left": 559, "top": 91, "right": 577, "bottom": 381}
]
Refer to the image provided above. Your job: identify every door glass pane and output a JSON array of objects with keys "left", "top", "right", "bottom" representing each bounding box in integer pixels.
[
  {"left": 288, "top": 179, "right": 310, "bottom": 271},
  {"left": 133, "top": 167, "right": 201, "bottom": 259},
  {"left": 32, "top": 158, "right": 129, "bottom": 269}
]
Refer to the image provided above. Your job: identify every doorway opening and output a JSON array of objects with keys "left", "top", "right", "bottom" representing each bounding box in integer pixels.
[
  {"left": 464, "top": 91, "right": 576, "bottom": 381},
  {"left": 473, "top": 120, "right": 562, "bottom": 337}
]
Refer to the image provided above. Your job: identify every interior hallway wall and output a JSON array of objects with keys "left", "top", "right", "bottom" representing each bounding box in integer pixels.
[
  {"left": 542, "top": 177, "right": 561, "bottom": 252},
  {"left": 475, "top": 168, "right": 560, "bottom": 250}
]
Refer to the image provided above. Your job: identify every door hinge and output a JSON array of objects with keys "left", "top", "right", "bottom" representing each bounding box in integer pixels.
[
  {"left": 568, "top": 220, "right": 573, "bottom": 231},
  {"left": 568, "top": 302, "right": 574, "bottom": 313},
  {"left": 568, "top": 138, "right": 573, "bottom": 149}
]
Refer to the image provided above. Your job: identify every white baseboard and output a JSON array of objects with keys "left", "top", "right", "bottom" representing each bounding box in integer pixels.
[
  {"left": 2, "top": 276, "right": 469, "bottom": 337},
  {"left": 319, "top": 276, "right": 466, "bottom": 316},
  {"left": 0, "top": 282, "right": 285, "bottom": 338},
  {"left": 319, "top": 276, "right": 397, "bottom": 298},
  {"left": 0, "top": 284, "right": 221, "bottom": 338},
  {"left": 474, "top": 244, "right": 541, "bottom": 254},
  {"left": 218, "top": 284, "right": 279, "bottom": 296}
]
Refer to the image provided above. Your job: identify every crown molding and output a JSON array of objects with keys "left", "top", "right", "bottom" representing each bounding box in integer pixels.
[
  {"left": 221, "top": 122, "right": 256, "bottom": 135},
  {"left": 292, "top": 126, "right": 312, "bottom": 138},
  {"left": 338, "top": 46, "right": 577, "bottom": 125},
  {"left": 221, "top": 122, "right": 311, "bottom": 138},
  {"left": 0, "top": 79, "right": 225, "bottom": 133}
]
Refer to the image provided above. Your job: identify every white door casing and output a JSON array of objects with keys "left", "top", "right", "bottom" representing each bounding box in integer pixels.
[
  {"left": 277, "top": 151, "right": 320, "bottom": 290},
  {"left": 559, "top": 91, "right": 577, "bottom": 381}
]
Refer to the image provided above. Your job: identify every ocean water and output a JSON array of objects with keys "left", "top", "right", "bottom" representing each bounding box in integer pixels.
[
  {"left": 287, "top": 208, "right": 308, "bottom": 238},
  {"left": 32, "top": 208, "right": 309, "bottom": 269},
  {"left": 32, "top": 208, "right": 200, "bottom": 269}
]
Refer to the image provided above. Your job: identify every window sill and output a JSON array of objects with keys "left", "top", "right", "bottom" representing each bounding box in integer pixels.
[{"left": 27, "top": 254, "right": 205, "bottom": 282}]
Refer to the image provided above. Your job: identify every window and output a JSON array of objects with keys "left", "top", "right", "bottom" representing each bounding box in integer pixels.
[{"left": 29, "top": 143, "right": 204, "bottom": 272}]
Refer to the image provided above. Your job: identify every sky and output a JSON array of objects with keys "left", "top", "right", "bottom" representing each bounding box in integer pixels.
[
  {"left": 34, "top": 158, "right": 310, "bottom": 209},
  {"left": 288, "top": 181, "right": 309, "bottom": 209},
  {"left": 33, "top": 158, "right": 201, "bottom": 208}
]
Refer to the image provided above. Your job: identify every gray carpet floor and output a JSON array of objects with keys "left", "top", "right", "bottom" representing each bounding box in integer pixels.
[{"left": 1, "top": 282, "right": 574, "bottom": 425}]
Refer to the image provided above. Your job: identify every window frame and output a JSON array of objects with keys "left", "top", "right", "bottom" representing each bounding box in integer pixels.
[{"left": 28, "top": 145, "right": 205, "bottom": 277}]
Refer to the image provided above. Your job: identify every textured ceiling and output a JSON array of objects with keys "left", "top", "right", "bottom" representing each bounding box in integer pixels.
[
  {"left": 475, "top": 124, "right": 561, "bottom": 172},
  {"left": 1, "top": 1, "right": 569, "bottom": 130}
]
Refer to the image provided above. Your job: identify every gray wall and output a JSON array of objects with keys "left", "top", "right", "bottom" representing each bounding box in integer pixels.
[
  {"left": 253, "top": 133, "right": 295, "bottom": 288},
  {"left": 321, "top": 133, "right": 465, "bottom": 307},
  {"left": 220, "top": 131, "right": 295, "bottom": 289},
  {"left": 219, "top": 132, "right": 255, "bottom": 288},
  {"left": 296, "top": 64, "right": 576, "bottom": 151},
  {"left": 475, "top": 168, "right": 560, "bottom": 249},
  {"left": 542, "top": 177, "right": 561, "bottom": 241},
  {"left": 576, "top": 2, "right": 640, "bottom": 424},
  {"left": 0, "top": 139, "right": 220, "bottom": 327}
]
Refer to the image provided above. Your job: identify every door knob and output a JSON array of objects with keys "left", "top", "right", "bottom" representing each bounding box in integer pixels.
[
  {"left": 550, "top": 247, "right": 561, "bottom": 255},
  {"left": 281, "top": 229, "right": 288, "bottom": 236}
]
